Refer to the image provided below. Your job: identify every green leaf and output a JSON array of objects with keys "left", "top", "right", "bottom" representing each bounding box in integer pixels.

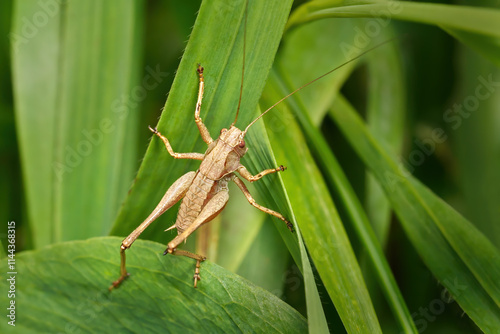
[
  {"left": 364, "top": 36, "right": 406, "bottom": 245},
  {"left": 241, "top": 120, "right": 330, "bottom": 333},
  {"left": 330, "top": 94, "right": 500, "bottom": 332},
  {"left": 287, "top": 0, "right": 500, "bottom": 39},
  {"left": 12, "top": 0, "right": 143, "bottom": 247},
  {"left": 444, "top": 29, "right": 500, "bottom": 68},
  {"left": 213, "top": 187, "right": 266, "bottom": 273},
  {"left": 260, "top": 74, "right": 382, "bottom": 333},
  {"left": 232, "top": 216, "right": 290, "bottom": 295},
  {"left": 0, "top": 239, "right": 5, "bottom": 259},
  {"left": 286, "top": 0, "right": 500, "bottom": 68},
  {"left": 0, "top": 237, "right": 307, "bottom": 333},
  {"left": 450, "top": 43, "right": 500, "bottom": 246},
  {"left": 264, "top": 15, "right": 414, "bottom": 332}
]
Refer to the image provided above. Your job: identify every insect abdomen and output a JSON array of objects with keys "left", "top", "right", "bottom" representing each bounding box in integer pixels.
[{"left": 175, "top": 172, "right": 216, "bottom": 234}]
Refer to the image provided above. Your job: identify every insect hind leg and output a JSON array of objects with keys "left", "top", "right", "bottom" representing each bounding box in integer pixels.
[
  {"left": 166, "top": 248, "right": 206, "bottom": 288},
  {"left": 109, "top": 171, "right": 197, "bottom": 291}
]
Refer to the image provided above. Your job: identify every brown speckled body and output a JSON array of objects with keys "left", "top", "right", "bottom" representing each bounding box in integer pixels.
[
  {"left": 175, "top": 173, "right": 230, "bottom": 234},
  {"left": 175, "top": 126, "right": 243, "bottom": 234},
  {"left": 110, "top": 64, "right": 290, "bottom": 291}
]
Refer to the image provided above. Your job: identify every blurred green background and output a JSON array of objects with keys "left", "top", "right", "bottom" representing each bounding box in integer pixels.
[{"left": 2, "top": 0, "right": 500, "bottom": 333}]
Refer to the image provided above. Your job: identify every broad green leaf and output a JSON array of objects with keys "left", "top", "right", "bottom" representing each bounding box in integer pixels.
[
  {"left": 0, "top": 237, "right": 307, "bottom": 333},
  {"left": 330, "top": 94, "right": 500, "bottom": 332},
  {"left": 12, "top": 0, "right": 143, "bottom": 247},
  {"left": 261, "top": 73, "right": 382, "bottom": 333}
]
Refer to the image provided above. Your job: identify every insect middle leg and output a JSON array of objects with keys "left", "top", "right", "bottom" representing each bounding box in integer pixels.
[
  {"left": 231, "top": 174, "right": 293, "bottom": 231},
  {"left": 149, "top": 126, "right": 204, "bottom": 160},
  {"left": 109, "top": 171, "right": 196, "bottom": 291},
  {"left": 164, "top": 190, "right": 229, "bottom": 287}
]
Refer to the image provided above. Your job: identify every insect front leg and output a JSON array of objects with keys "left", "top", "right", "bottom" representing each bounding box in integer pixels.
[
  {"left": 165, "top": 189, "right": 229, "bottom": 287},
  {"left": 194, "top": 64, "right": 213, "bottom": 144},
  {"left": 231, "top": 174, "right": 293, "bottom": 232},
  {"left": 236, "top": 164, "right": 286, "bottom": 182},
  {"left": 149, "top": 126, "right": 205, "bottom": 160},
  {"left": 109, "top": 171, "right": 197, "bottom": 291}
]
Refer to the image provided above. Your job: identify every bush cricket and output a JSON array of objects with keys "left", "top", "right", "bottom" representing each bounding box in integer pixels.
[{"left": 109, "top": 2, "right": 393, "bottom": 291}]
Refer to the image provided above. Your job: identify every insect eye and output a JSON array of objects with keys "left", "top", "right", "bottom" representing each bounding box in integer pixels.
[
  {"left": 238, "top": 140, "right": 246, "bottom": 148},
  {"left": 220, "top": 128, "right": 227, "bottom": 134}
]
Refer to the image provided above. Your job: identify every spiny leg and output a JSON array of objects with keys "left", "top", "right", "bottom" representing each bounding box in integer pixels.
[
  {"left": 194, "top": 64, "right": 213, "bottom": 144},
  {"left": 164, "top": 190, "right": 229, "bottom": 287},
  {"left": 237, "top": 164, "right": 286, "bottom": 182},
  {"left": 231, "top": 174, "right": 293, "bottom": 232},
  {"left": 109, "top": 171, "right": 196, "bottom": 291},
  {"left": 149, "top": 126, "right": 205, "bottom": 160}
]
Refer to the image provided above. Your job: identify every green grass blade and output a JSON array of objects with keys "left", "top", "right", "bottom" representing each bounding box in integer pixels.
[
  {"left": 0, "top": 240, "right": 5, "bottom": 259},
  {"left": 364, "top": 37, "right": 406, "bottom": 244},
  {"left": 12, "top": 0, "right": 143, "bottom": 247},
  {"left": 0, "top": 237, "right": 307, "bottom": 333},
  {"left": 287, "top": 0, "right": 500, "bottom": 68},
  {"left": 231, "top": 216, "right": 290, "bottom": 295},
  {"left": 450, "top": 44, "right": 500, "bottom": 247},
  {"left": 214, "top": 191, "right": 266, "bottom": 272},
  {"left": 1, "top": 0, "right": 20, "bottom": 253},
  {"left": 287, "top": 0, "right": 500, "bottom": 39},
  {"left": 266, "top": 69, "right": 415, "bottom": 333},
  {"left": 286, "top": 0, "right": 500, "bottom": 68},
  {"left": 444, "top": 29, "right": 500, "bottom": 68},
  {"left": 278, "top": 18, "right": 361, "bottom": 123},
  {"left": 261, "top": 74, "right": 382, "bottom": 333},
  {"left": 265, "top": 14, "right": 413, "bottom": 332},
  {"left": 12, "top": 0, "right": 60, "bottom": 247},
  {"left": 241, "top": 120, "right": 330, "bottom": 333},
  {"left": 330, "top": 94, "right": 500, "bottom": 332}
]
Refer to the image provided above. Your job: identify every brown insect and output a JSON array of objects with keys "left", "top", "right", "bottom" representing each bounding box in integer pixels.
[
  {"left": 109, "top": 60, "right": 292, "bottom": 290},
  {"left": 109, "top": 2, "right": 392, "bottom": 291}
]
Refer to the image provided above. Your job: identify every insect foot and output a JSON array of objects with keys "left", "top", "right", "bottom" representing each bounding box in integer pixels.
[
  {"left": 163, "top": 246, "right": 174, "bottom": 255},
  {"left": 197, "top": 64, "right": 204, "bottom": 75},
  {"left": 109, "top": 273, "right": 130, "bottom": 292},
  {"left": 148, "top": 125, "right": 158, "bottom": 134},
  {"left": 193, "top": 260, "right": 202, "bottom": 288},
  {"left": 163, "top": 246, "right": 207, "bottom": 288}
]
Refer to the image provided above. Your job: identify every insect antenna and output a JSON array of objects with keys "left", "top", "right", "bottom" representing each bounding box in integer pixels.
[
  {"left": 231, "top": 0, "right": 249, "bottom": 127},
  {"left": 243, "top": 38, "right": 396, "bottom": 134}
]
